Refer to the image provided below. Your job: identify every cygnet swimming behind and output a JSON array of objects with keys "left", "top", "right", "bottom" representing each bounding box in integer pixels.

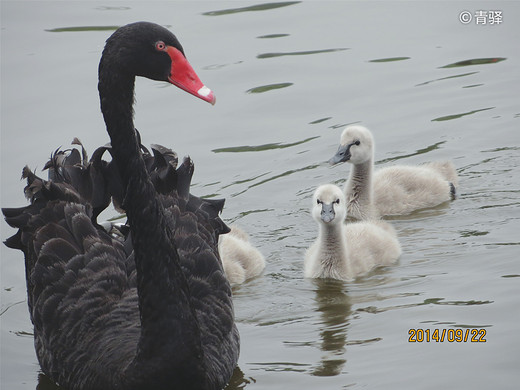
[
  {"left": 329, "top": 125, "right": 458, "bottom": 220},
  {"left": 219, "top": 225, "right": 266, "bottom": 285}
]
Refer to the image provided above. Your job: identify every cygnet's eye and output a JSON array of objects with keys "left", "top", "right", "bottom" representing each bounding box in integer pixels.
[
  {"left": 334, "top": 199, "right": 340, "bottom": 204},
  {"left": 155, "top": 41, "right": 166, "bottom": 51},
  {"left": 354, "top": 140, "right": 360, "bottom": 146}
]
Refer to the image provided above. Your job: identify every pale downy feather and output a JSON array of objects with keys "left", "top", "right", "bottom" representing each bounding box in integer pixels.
[
  {"left": 304, "top": 184, "right": 401, "bottom": 281},
  {"left": 219, "top": 225, "right": 266, "bottom": 285},
  {"left": 330, "top": 125, "right": 458, "bottom": 220}
]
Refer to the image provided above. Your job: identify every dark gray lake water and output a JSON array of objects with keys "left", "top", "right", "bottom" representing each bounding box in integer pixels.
[{"left": 1, "top": 1, "right": 519, "bottom": 389}]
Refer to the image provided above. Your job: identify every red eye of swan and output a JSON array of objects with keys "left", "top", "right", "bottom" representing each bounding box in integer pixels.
[{"left": 155, "top": 41, "right": 166, "bottom": 51}]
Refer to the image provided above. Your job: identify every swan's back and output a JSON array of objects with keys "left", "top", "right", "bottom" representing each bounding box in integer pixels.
[
  {"left": 4, "top": 164, "right": 140, "bottom": 388},
  {"left": 423, "top": 160, "right": 459, "bottom": 185},
  {"left": 3, "top": 141, "right": 238, "bottom": 389},
  {"left": 344, "top": 220, "right": 401, "bottom": 275},
  {"left": 141, "top": 146, "right": 239, "bottom": 384},
  {"left": 373, "top": 162, "right": 457, "bottom": 216},
  {"left": 218, "top": 225, "right": 266, "bottom": 285}
]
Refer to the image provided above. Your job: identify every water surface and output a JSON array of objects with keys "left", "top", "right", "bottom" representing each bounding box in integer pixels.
[{"left": 1, "top": 1, "right": 519, "bottom": 389}]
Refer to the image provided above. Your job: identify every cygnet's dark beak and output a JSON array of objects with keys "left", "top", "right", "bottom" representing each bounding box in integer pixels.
[
  {"left": 328, "top": 144, "right": 351, "bottom": 165},
  {"left": 320, "top": 203, "right": 336, "bottom": 223}
]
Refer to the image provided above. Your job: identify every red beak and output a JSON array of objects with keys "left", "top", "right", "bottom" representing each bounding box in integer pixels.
[{"left": 166, "top": 46, "right": 216, "bottom": 105}]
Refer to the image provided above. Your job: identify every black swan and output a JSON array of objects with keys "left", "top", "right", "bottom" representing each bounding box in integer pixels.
[{"left": 2, "top": 22, "right": 239, "bottom": 390}]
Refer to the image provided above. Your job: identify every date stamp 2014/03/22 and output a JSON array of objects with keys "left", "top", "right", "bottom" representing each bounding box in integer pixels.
[{"left": 408, "top": 328, "right": 487, "bottom": 343}]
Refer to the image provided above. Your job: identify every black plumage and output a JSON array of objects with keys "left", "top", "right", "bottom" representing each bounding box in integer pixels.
[{"left": 3, "top": 22, "right": 239, "bottom": 390}]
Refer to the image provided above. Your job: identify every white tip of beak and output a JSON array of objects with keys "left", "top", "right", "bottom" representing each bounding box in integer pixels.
[{"left": 198, "top": 86, "right": 216, "bottom": 105}]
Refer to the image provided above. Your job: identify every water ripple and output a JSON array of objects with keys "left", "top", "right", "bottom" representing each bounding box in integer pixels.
[
  {"left": 355, "top": 297, "right": 493, "bottom": 315},
  {"left": 440, "top": 57, "right": 506, "bottom": 68},
  {"left": 95, "top": 6, "right": 130, "bottom": 11},
  {"left": 203, "top": 1, "right": 301, "bottom": 16},
  {"left": 248, "top": 361, "right": 311, "bottom": 373},
  {"left": 416, "top": 71, "right": 479, "bottom": 87},
  {"left": 309, "top": 117, "right": 332, "bottom": 125},
  {"left": 431, "top": 107, "right": 495, "bottom": 122},
  {"left": 203, "top": 61, "right": 244, "bottom": 71},
  {"left": 369, "top": 56, "right": 411, "bottom": 63},
  {"left": 247, "top": 164, "right": 320, "bottom": 190},
  {"left": 221, "top": 173, "right": 270, "bottom": 190},
  {"left": 376, "top": 141, "right": 446, "bottom": 165},
  {"left": 0, "top": 300, "right": 25, "bottom": 316},
  {"left": 257, "top": 48, "right": 348, "bottom": 59},
  {"left": 247, "top": 82, "right": 293, "bottom": 94},
  {"left": 14, "top": 330, "right": 33, "bottom": 338},
  {"left": 257, "top": 33, "right": 290, "bottom": 39},
  {"left": 228, "top": 164, "right": 320, "bottom": 198},
  {"left": 459, "top": 230, "right": 489, "bottom": 238},
  {"left": 212, "top": 136, "right": 319, "bottom": 153},
  {"left": 228, "top": 209, "right": 273, "bottom": 224},
  {"left": 46, "top": 26, "right": 119, "bottom": 32}
]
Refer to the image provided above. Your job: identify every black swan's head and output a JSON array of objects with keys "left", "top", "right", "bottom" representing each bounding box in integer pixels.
[{"left": 99, "top": 21, "right": 215, "bottom": 104}]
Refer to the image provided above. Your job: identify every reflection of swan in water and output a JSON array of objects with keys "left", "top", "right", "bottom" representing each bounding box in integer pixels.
[
  {"left": 311, "top": 279, "right": 352, "bottom": 377},
  {"left": 37, "top": 373, "right": 60, "bottom": 390},
  {"left": 36, "top": 356, "right": 255, "bottom": 390},
  {"left": 223, "top": 366, "right": 256, "bottom": 389}
]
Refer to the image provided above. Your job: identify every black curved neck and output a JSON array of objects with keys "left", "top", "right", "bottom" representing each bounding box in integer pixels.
[{"left": 98, "top": 64, "right": 204, "bottom": 376}]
